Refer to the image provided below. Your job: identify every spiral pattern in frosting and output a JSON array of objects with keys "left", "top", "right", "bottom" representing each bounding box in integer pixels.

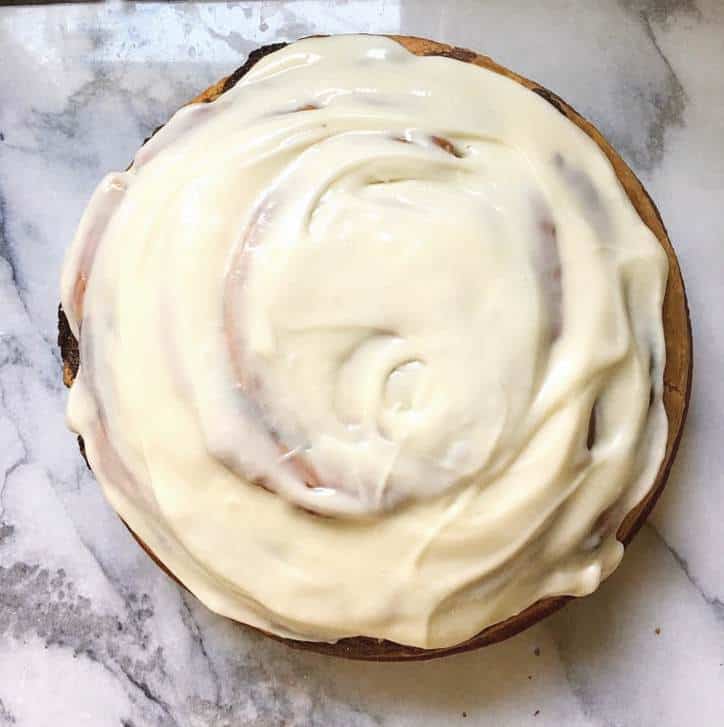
[{"left": 61, "top": 36, "right": 668, "bottom": 648}]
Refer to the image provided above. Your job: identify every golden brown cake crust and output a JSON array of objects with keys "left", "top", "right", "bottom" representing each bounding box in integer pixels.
[{"left": 58, "top": 35, "right": 692, "bottom": 661}]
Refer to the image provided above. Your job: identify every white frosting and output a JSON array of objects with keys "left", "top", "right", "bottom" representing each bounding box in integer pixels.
[{"left": 61, "top": 35, "right": 669, "bottom": 648}]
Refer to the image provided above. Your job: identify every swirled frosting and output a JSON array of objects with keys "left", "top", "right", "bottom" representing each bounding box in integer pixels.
[{"left": 61, "top": 35, "right": 668, "bottom": 648}]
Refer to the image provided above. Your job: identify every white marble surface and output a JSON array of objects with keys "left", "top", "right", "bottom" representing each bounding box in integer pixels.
[{"left": 0, "top": 0, "right": 721, "bottom": 724}]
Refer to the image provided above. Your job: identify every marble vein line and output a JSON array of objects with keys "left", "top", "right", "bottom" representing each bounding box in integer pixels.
[
  {"left": 647, "top": 523, "right": 724, "bottom": 623},
  {"left": 179, "top": 594, "right": 223, "bottom": 706},
  {"left": 550, "top": 662, "right": 615, "bottom": 727},
  {"left": 119, "top": 665, "right": 180, "bottom": 727},
  {"left": 0, "top": 696, "right": 16, "bottom": 726},
  {"left": 637, "top": 8, "right": 687, "bottom": 171},
  {"left": 0, "top": 185, "right": 30, "bottom": 323},
  {"left": 0, "top": 384, "right": 28, "bottom": 548}
]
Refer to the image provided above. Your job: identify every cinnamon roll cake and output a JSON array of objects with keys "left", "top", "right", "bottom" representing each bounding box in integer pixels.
[{"left": 59, "top": 35, "right": 691, "bottom": 659}]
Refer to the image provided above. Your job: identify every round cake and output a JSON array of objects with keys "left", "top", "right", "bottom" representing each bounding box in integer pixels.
[{"left": 59, "top": 34, "right": 691, "bottom": 660}]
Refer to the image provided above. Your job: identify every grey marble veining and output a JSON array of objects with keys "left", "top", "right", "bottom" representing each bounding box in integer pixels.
[{"left": 0, "top": 1, "right": 722, "bottom": 725}]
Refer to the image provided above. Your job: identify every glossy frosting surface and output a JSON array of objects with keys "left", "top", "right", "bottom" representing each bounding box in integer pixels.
[{"left": 61, "top": 35, "right": 668, "bottom": 648}]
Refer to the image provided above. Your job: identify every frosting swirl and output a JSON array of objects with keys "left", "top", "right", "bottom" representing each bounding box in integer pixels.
[{"left": 61, "top": 36, "right": 668, "bottom": 648}]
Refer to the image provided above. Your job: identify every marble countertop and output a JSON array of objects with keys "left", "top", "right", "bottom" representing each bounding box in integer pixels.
[{"left": 0, "top": 1, "right": 722, "bottom": 725}]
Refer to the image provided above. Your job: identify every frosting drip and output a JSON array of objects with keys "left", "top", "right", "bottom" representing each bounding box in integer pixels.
[{"left": 61, "top": 36, "right": 668, "bottom": 648}]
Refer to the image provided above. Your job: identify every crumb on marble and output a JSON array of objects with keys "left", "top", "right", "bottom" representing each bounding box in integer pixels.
[{"left": 655, "top": 627, "right": 661, "bottom": 635}]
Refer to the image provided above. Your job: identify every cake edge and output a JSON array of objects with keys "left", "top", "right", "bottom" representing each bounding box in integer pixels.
[{"left": 57, "top": 34, "right": 693, "bottom": 661}]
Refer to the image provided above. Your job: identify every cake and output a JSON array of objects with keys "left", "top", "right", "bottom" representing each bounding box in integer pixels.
[{"left": 58, "top": 35, "right": 691, "bottom": 660}]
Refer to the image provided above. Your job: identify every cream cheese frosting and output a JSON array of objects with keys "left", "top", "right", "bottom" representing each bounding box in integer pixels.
[{"left": 61, "top": 35, "right": 669, "bottom": 648}]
